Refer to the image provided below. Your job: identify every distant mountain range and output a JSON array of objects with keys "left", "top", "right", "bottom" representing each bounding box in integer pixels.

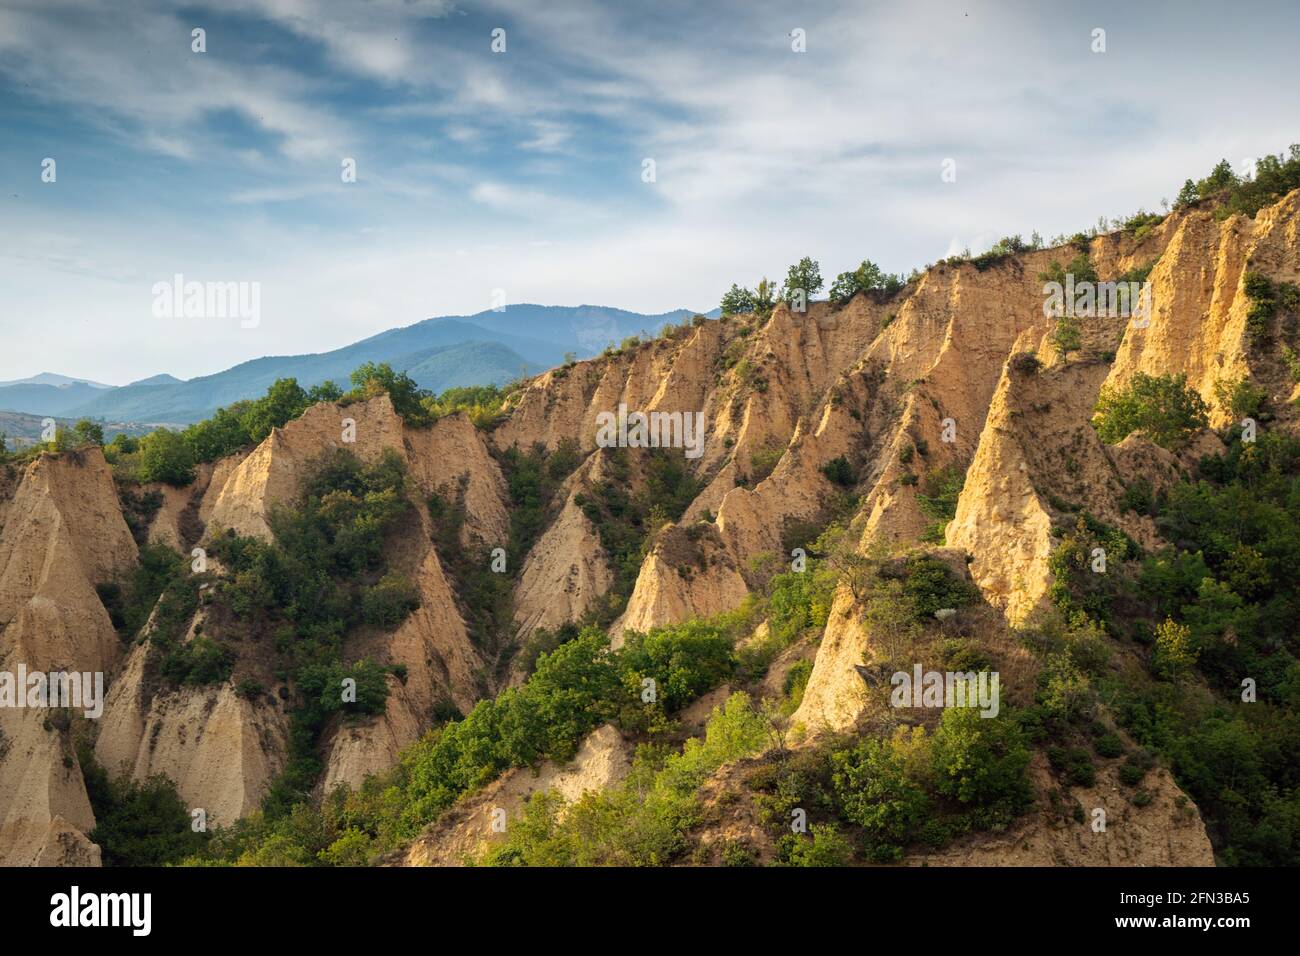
[
  {"left": 0, "top": 372, "right": 114, "bottom": 389},
  {"left": 0, "top": 305, "right": 709, "bottom": 427}
]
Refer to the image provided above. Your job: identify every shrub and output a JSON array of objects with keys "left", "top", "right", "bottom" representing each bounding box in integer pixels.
[
  {"left": 1039, "top": 252, "right": 1098, "bottom": 289},
  {"left": 819, "top": 456, "right": 855, "bottom": 487},
  {"left": 831, "top": 727, "right": 934, "bottom": 858},
  {"left": 783, "top": 659, "right": 814, "bottom": 707},
  {"left": 362, "top": 573, "right": 421, "bottom": 630},
  {"left": 1094, "top": 733, "right": 1125, "bottom": 759},
  {"left": 1009, "top": 352, "right": 1042, "bottom": 375},
  {"left": 900, "top": 555, "right": 979, "bottom": 620},
  {"left": 1036, "top": 652, "right": 1093, "bottom": 724},
  {"left": 931, "top": 707, "right": 1034, "bottom": 818},
  {"left": 1093, "top": 372, "right": 1208, "bottom": 449},
  {"left": 159, "top": 635, "right": 235, "bottom": 686},
  {"left": 80, "top": 746, "right": 209, "bottom": 866},
  {"left": 423, "top": 383, "right": 513, "bottom": 429},
  {"left": 916, "top": 466, "right": 965, "bottom": 543},
  {"left": 754, "top": 564, "right": 836, "bottom": 658},
  {"left": 1119, "top": 477, "right": 1156, "bottom": 516},
  {"left": 1241, "top": 272, "right": 1279, "bottom": 344},
  {"left": 619, "top": 619, "right": 736, "bottom": 714},
  {"left": 1213, "top": 376, "right": 1268, "bottom": 420},
  {"left": 940, "top": 637, "right": 992, "bottom": 673},
  {"left": 784, "top": 823, "right": 853, "bottom": 866},
  {"left": 1046, "top": 744, "right": 1096, "bottom": 787}
]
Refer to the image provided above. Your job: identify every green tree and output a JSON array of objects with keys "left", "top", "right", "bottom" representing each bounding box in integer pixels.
[
  {"left": 308, "top": 380, "right": 343, "bottom": 403},
  {"left": 349, "top": 362, "right": 430, "bottom": 424},
  {"left": 72, "top": 419, "right": 104, "bottom": 445},
  {"left": 828, "top": 259, "right": 900, "bottom": 302},
  {"left": 137, "top": 428, "right": 196, "bottom": 485},
  {"left": 1213, "top": 376, "right": 1267, "bottom": 419},
  {"left": 782, "top": 257, "right": 824, "bottom": 304},
  {"left": 1093, "top": 372, "right": 1209, "bottom": 449},
  {"left": 241, "top": 377, "right": 309, "bottom": 443},
  {"left": 720, "top": 283, "right": 756, "bottom": 315},
  {"left": 1050, "top": 312, "right": 1083, "bottom": 358},
  {"left": 753, "top": 278, "right": 777, "bottom": 318},
  {"left": 831, "top": 726, "right": 933, "bottom": 859},
  {"left": 108, "top": 432, "right": 138, "bottom": 455},
  {"left": 1153, "top": 618, "right": 1197, "bottom": 680},
  {"left": 1198, "top": 159, "right": 1238, "bottom": 196},
  {"left": 183, "top": 405, "right": 251, "bottom": 462},
  {"left": 80, "top": 744, "right": 209, "bottom": 866}
]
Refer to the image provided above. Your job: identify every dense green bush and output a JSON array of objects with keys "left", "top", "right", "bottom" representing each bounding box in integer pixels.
[
  {"left": 160, "top": 635, "right": 235, "bottom": 686},
  {"left": 619, "top": 620, "right": 736, "bottom": 714},
  {"left": 781, "top": 823, "right": 854, "bottom": 866},
  {"left": 421, "top": 383, "right": 514, "bottom": 429},
  {"left": 899, "top": 554, "right": 979, "bottom": 619},
  {"left": 931, "top": 707, "right": 1034, "bottom": 819},
  {"left": 99, "top": 543, "right": 188, "bottom": 641},
  {"left": 831, "top": 726, "right": 935, "bottom": 860},
  {"left": 820, "top": 455, "right": 855, "bottom": 487},
  {"left": 1093, "top": 372, "right": 1208, "bottom": 448},
  {"left": 361, "top": 573, "right": 421, "bottom": 629},
  {"left": 1047, "top": 513, "right": 1138, "bottom": 628},
  {"left": 136, "top": 428, "right": 196, "bottom": 485},
  {"left": 831, "top": 709, "right": 1032, "bottom": 861},
  {"left": 80, "top": 743, "right": 209, "bottom": 866}
]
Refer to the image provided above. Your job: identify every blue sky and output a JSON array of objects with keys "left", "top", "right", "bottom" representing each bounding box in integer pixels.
[{"left": 2, "top": 0, "right": 1299, "bottom": 384}]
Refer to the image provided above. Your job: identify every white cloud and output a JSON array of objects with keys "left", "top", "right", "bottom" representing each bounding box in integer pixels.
[{"left": 4, "top": 0, "right": 1300, "bottom": 384}]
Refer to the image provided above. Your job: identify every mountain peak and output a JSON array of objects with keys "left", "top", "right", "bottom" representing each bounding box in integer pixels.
[
  {"left": 126, "top": 373, "right": 185, "bottom": 387},
  {"left": 0, "top": 371, "right": 114, "bottom": 389}
]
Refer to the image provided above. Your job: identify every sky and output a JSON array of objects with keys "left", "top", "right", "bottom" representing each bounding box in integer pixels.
[{"left": 1, "top": 0, "right": 1299, "bottom": 384}]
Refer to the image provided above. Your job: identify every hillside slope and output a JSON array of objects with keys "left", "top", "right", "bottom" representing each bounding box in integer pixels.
[{"left": 3, "top": 187, "right": 1298, "bottom": 867}]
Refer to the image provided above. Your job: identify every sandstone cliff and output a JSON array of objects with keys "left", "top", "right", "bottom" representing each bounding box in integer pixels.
[
  {"left": 6, "top": 188, "right": 1298, "bottom": 867},
  {"left": 0, "top": 449, "right": 136, "bottom": 865}
]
